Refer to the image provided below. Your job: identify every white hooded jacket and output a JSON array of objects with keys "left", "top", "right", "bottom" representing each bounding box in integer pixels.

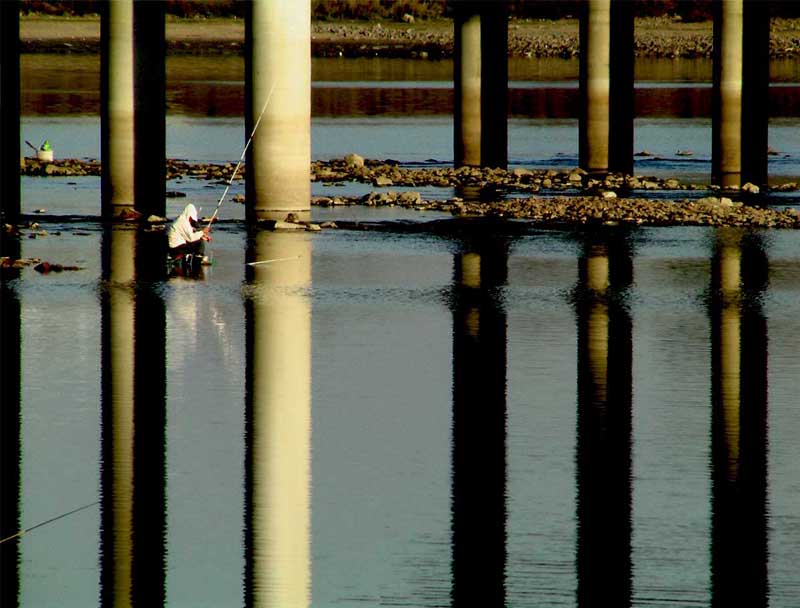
[{"left": 168, "top": 203, "right": 204, "bottom": 249}]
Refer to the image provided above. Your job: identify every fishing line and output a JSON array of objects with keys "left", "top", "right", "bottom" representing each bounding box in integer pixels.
[
  {"left": 206, "top": 80, "right": 278, "bottom": 230},
  {"left": 0, "top": 500, "right": 99, "bottom": 545}
]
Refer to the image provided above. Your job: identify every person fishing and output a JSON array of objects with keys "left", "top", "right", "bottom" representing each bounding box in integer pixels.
[{"left": 167, "top": 203, "right": 211, "bottom": 262}]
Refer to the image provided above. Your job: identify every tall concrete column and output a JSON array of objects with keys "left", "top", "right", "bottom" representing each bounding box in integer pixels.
[
  {"left": 0, "top": 0, "right": 20, "bottom": 222},
  {"left": 579, "top": 0, "right": 634, "bottom": 175},
  {"left": 133, "top": 0, "right": 166, "bottom": 218},
  {"left": 575, "top": 234, "right": 633, "bottom": 606},
  {"left": 245, "top": 0, "right": 311, "bottom": 223},
  {"left": 453, "top": 1, "right": 508, "bottom": 169},
  {"left": 712, "top": 0, "right": 770, "bottom": 188},
  {"left": 709, "top": 230, "right": 768, "bottom": 606},
  {"left": 244, "top": 232, "right": 311, "bottom": 607},
  {"left": 450, "top": 234, "right": 508, "bottom": 606},
  {"left": 101, "top": 0, "right": 136, "bottom": 217},
  {"left": 741, "top": 1, "right": 770, "bottom": 188}
]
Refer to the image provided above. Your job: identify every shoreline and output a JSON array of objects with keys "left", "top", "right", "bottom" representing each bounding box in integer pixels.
[{"left": 17, "top": 15, "right": 800, "bottom": 58}]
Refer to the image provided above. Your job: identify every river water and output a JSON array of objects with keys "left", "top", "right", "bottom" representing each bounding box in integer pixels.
[{"left": 3, "top": 54, "right": 800, "bottom": 608}]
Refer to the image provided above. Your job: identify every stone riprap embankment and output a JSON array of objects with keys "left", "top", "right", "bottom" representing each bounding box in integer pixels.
[
  {"left": 18, "top": 155, "right": 800, "bottom": 229},
  {"left": 18, "top": 16, "right": 800, "bottom": 59}
]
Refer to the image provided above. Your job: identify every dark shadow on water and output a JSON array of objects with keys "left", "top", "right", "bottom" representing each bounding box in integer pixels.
[
  {"left": 708, "top": 229, "right": 769, "bottom": 608},
  {"left": 448, "top": 229, "right": 510, "bottom": 607},
  {"left": 99, "top": 224, "right": 167, "bottom": 607},
  {"left": 573, "top": 229, "right": 634, "bottom": 607},
  {"left": 0, "top": 233, "right": 22, "bottom": 608}
]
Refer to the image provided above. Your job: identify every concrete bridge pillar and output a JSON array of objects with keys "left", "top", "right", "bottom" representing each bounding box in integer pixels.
[
  {"left": 579, "top": 0, "right": 634, "bottom": 175},
  {"left": 245, "top": 232, "right": 312, "bottom": 607},
  {"left": 712, "top": 0, "right": 770, "bottom": 188},
  {"left": 101, "top": 0, "right": 135, "bottom": 217},
  {"left": 453, "top": 1, "right": 508, "bottom": 169},
  {"left": 133, "top": 0, "right": 166, "bottom": 218},
  {"left": 102, "top": 0, "right": 166, "bottom": 218},
  {"left": 0, "top": 0, "right": 20, "bottom": 222},
  {"left": 245, "top": 0, "right": 311, "bottom": 223}
]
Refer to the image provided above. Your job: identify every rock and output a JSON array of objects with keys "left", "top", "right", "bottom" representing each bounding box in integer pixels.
[
  {"left": 397, "top": 191, "right": 422, "bottom": 205},
  {"left": 568, "top": 172, "right": 583, "bottom": 184},
  {"left": 233, "top": 194, "right": 245, "bottom": 203},
  {"left": 306, "top": 223, "right": 322, "bottom": 232},
  {"left": 345, "top": 153, "right": 365, "bottom": 168},
  {"left": 402, "top": 13, "right": 415, "bottom": 23},
  {"left": 373, "top": 176, "right": 394, "bottom": 187},
  {"left": 601, "top": 191, "right": 617, "bottom": 199},
  {"left": 116, "top": 208, "right": 142, "bottom": 221},
  {"left": 34, "top": 261, "right": 82, "bottom": 273},
  {"left": 742, "top": 182, "right": 760, "bottom": 194},
  {"left": 512, "top": 168, "right": 533, "bottom": 178},
  {"left": 665, "top": 179, "right": 680, "bottom": 189},
  {"left": 273, "top": 221, "right": 306, "bottom": 231}
]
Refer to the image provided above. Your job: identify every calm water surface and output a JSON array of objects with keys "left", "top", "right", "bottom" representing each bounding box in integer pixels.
[
  {"left": 4, "top": 220, "right": 800, "bottom": 607},
  {"left": 3, "top": 54, "right": 800, "bottom": 608}
]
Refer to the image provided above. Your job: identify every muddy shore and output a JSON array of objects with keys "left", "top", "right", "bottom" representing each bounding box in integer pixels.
[{"left": 18, "top": 15, "right": 800, "bottom": 58}]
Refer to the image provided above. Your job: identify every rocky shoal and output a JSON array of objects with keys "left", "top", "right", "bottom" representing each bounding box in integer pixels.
[{"left": 15, "top": 154, "right": 800, "bottom": 230}]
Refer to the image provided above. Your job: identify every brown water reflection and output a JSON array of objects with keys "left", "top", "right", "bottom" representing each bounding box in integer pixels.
[{"left": 21, "top": 54, "right": 800, "bottom": 118}]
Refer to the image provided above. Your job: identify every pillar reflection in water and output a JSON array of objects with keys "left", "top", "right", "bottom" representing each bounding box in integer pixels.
[
  {"left": 100, "top": 224, "right": 167, "bottom": 607},
  {"left": 244, "top": 230, "right": 312, "bottom": 608},
  {"left": 574, "top": 232, "right": 633, "bottom": 607},
  {"left": 0, "top": 234, "right": 22, "bottom": 608},
  {"left": 450, "top": 231, "right": 508, "bottom": 607},
  {"left": 709, "top": 229, "right": 768, "bottom": 607}
]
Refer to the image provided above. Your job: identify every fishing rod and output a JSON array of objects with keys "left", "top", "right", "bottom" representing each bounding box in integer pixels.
[
  {"left": 0, "top": 500, "right": 99, "bottom": 546},
  {"left": 206, "top": 80, "right": 277, "bottom": 230}
]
